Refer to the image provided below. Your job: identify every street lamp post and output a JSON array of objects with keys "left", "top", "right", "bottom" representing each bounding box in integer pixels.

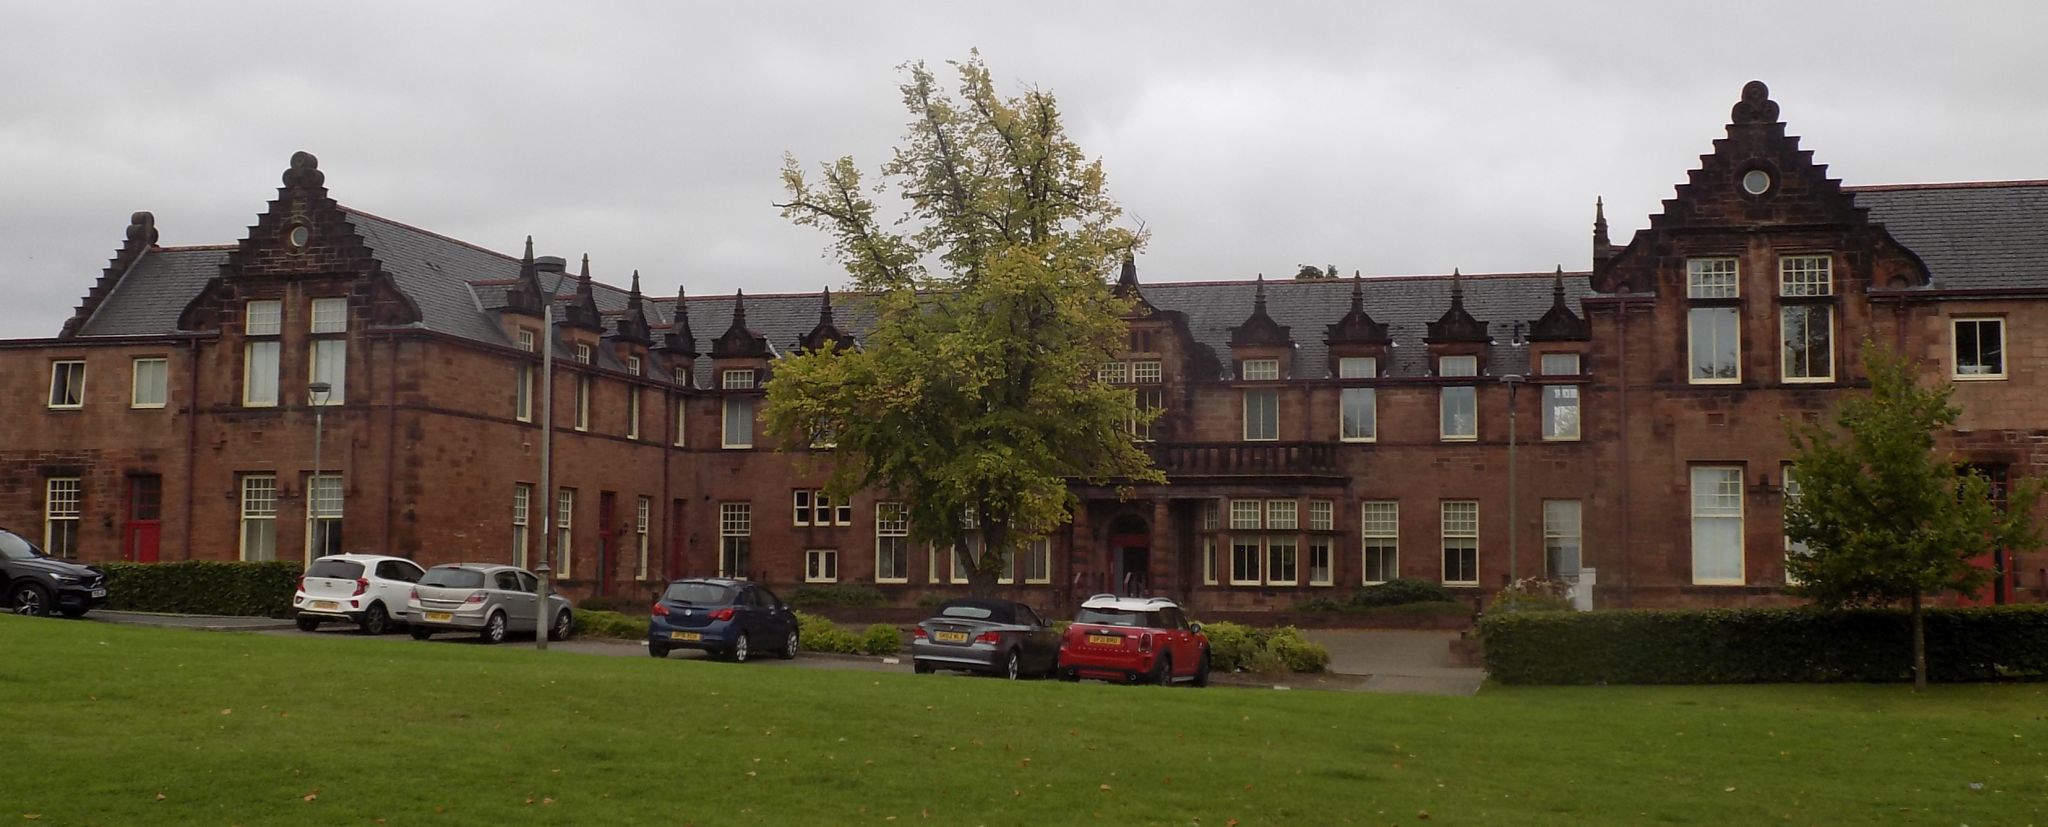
[
  {"left": 1500, "top": 374, "right": 1524, "bottom": 586},
  {"left": 535, "top": 282, "right": 557, "bottom": 651},
  {"left": 308, "top": 381, "right": 331, "bottom": 562}
]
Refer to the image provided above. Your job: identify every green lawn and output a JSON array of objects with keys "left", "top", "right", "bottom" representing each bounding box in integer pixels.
[{"left": 3, "top": 617, "right": 2042, "bottom": 826}]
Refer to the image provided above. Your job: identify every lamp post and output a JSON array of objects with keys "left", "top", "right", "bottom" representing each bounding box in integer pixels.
[
  {"left": 1500, "top": 374, "right": 1524, "bottom": 585},
  {"left": 535, "top": 279, "right": 558, "bottom": 651},
  {"left": 308, "top": 381, "right": 331, "bottom": 561}
]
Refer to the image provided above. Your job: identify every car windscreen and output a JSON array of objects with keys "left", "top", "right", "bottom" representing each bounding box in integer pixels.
[
  {"left": 663, "top": 582, "right": 736, "bottom": 605},
  {"left": 1074, "top": 607, "right": 1162, "bottom": 628},
  {"left": 306, "top": 559, "right": 365, "bottom": 579},
  {"left": 419, "top": 568, "right": 486, "bottom": 589},
  {"left": 0, "top": 530, "right": 44, "bottom": 561}
]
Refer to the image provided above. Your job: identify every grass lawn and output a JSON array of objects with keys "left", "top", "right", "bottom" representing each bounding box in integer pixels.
[{"left": 3, "top": 617, "right": 2042, "bottom": 826}]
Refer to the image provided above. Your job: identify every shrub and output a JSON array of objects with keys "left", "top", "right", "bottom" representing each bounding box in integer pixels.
[
  {"left": 1490, "top": 577, "right": 1576, "bottom": 614},
  {"left": 575, "top": 610, "right": 650, "bottom": 641},
  {"left": 915, "top": 593, "right": 949, "bottom": 609},
  {"left": 100, "top": 561, "right": 301, "bottom": 617},
  {"left": 1351, "top": 579, "right": 1457, "bottom": 608},
  {"left": 795, "top": 611, "right": 863, "bottom": 654},
  {"left": 1291, "top": 596, "right": 1348, "bottom": 612},
  {"left": 1480, "top": 605, "right": 2048, "bottom": 685},
  {"left": 788, "top": 585, "right": 886, "bottom": 609},
  {"left": 1245, "top": 647, "right": 1289, "bottom": 676},
  {"left": 860, "top": 623, "right": 903, "bottom": 655},
  {"left": 574, "top": 595, "right": 650, "bottom": 615},
  {"left": 1264, "top": 627, "right": 1331, "bottom": 673},
  {"left": 1198, "top": 621, "right": 1328, "bottom": 674},
  {"left": 1201, "top": 621, "right": 1260, "bottom": 672}
]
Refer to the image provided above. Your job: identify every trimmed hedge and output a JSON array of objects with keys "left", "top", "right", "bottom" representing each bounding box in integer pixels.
[
  {"left": 1351, "top": 579, "right": 1458, "bottom": 608},
  {"left": 1481, "top": 606, "right": 2048, "bottom": 685},
  {"left": 576, "top": 610, "right": 650, "bottom": 641},
  {"left": 787, "top": 585, "right": 886, "bottom": 609},
  {"left": 99, "top": 561, "right": 301, "bottom": 617}
]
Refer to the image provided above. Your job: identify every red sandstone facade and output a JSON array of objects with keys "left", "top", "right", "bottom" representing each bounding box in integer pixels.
[{"left": 3, "top": 83, "right": 2042, "bottom": 611}]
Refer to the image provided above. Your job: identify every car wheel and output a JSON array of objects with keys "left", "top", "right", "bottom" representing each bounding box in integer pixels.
[
  {"left": 1192, "top": 650, "right": 1211, "bottom": 688},
  {"left": 294, "top": 615, "right": 322, "bottom": 632},
  {"left": 549, "top": 610, "right": 572, "bottom": 642},
  {"left": 1151, "top": 653, "right": 1173, "bottom": 685},
  {"left": 731, "top": 634, "right": 750, "bottom": 663},
  {"left": 779, "top": 629, "right": 799, "bottom": 660},
  {"left": 480, "top": 612, "right": 508, "bottom": 645},
  {"left": 9, "top": 583, "right": 51, "bottom": 617},
  {"left": 1058, "top": 668, "right": 1080, "bottom": 682},
  {"left": 358, "top": 603, "right": 390, "bottom": 636},
  {"left": 913, "top": 659, "right": 934, "bottom": 675},
  {"left": 649, "top": 643, "right": 671, "bottom": 659},
  {"left": 1003, "top": 649, "right": 1023, "bottom": 680},
  {"left": 409, "top": 627, "right": 434, "bottom": 641}
]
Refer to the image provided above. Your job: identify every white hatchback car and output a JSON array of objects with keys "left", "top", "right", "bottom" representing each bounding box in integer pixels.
[{"left": 292, "top": 554, "right": 426, "bottom": 635}]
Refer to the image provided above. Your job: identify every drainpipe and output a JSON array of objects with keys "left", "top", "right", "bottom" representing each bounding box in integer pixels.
[
  {"left": 384, "top": 334, "right": 399, "bottom": 554},
  {"left": 660, "top": 389, "right": 672, "bottom": 586},
  {"left": 182, "top": 337, "right": 201, "bottom": 561},
  {"left": 1615, "top": 294, "right": 1633, "bottom": 607}
]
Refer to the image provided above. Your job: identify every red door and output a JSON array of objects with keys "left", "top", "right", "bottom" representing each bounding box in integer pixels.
[{"left": 124, "top": 475, "right": 163, "bottom": 563}]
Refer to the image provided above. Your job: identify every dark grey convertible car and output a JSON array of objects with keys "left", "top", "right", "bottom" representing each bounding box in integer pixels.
[{"left": 910, "top": 597, "right": 1061, "bottom": 680}]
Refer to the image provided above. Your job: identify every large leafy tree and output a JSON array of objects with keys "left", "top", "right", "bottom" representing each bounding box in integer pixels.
[
  {"left": 764, "top": 53, "right": 1163, "bottom": 596},
  {"left": 1784, "top": 341, "right": 2041, "bottom": 689}
]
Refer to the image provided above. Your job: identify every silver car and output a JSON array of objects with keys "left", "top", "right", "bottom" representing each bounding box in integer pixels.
[
  {"left": 405, "top": 563, "right": 573, "bottom": 644},
  {"left": 911, "top": 597, "right": 1061, "bottom": 680}
]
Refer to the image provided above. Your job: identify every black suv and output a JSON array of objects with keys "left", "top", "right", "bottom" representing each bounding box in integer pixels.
[{"left": 1, "top": 527, "right": 108, "bottom": 618}]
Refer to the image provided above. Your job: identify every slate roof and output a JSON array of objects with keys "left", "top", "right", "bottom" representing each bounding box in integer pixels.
[
  {"left": 1852, "top": 180, "right": 2048, "bottom": 291},
  {"left": 75, "top": 246, "right": 230, "bottom": 337}
]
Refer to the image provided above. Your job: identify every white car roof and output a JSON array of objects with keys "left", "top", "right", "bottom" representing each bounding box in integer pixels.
[
  {"left": 1078, "top": 594, "right": 1180, "bottom": 612},
  {"left": 315, "top": 553, "right": 416, "bottom": 564}
]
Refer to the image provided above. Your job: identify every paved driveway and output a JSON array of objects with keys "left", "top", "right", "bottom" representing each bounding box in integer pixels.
[{"left": 1302, "top": 629, "right": 1485, "bottom": 696}]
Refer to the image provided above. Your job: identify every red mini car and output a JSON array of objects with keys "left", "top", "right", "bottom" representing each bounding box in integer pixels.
[{"left": 1057, "top": 594, "right": 1210, "bottom": 686}]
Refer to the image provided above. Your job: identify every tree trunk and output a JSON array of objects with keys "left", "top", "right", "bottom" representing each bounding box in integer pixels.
[{"left": 1911, "top": 589, "right": 1927, "bottom": 691}]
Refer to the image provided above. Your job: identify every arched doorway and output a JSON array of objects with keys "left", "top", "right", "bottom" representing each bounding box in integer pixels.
[{"left": 1107, "top": 514, "right": 1150, "bottom": 596}]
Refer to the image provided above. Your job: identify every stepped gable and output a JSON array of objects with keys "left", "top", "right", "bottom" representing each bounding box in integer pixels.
[
  {"left": 1527, "top": 267, "right": 1591, "bottom": 341},
  {"left": 62, "top": 211, "right": 160, "bottom": 338}
]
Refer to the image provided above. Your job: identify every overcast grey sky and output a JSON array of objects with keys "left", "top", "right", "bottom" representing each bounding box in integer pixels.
[{"left": 5, "top": 2, "right": 2045, "bottom": 337}]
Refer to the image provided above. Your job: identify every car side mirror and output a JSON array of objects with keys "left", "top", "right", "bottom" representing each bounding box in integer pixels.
[{"left": 1189, "top": 622, "right": 1203, "bottom": 634}]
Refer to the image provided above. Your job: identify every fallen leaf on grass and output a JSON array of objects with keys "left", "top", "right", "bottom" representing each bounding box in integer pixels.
[
  {"left": 1099, "top": 784, "right": 1112, "bottom": 791},
  {"left": 24, "top": 815, "right": 43, "bottom": 820},
  {"left": 302, "top": 791, "right": 318, "bottom": 803},
  {"left": 154, "top": 794, "right": 165, "bottom": 802},
  {"left": 1417, "top": 811, "right": 1430, "bottom": 820},
  {"left": 220, "top": 709, "right": 232, "bottom": 716}
]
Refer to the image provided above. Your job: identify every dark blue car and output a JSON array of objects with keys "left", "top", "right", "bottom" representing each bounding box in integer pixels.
[{"left": 647, "top": 578, "right": 798, "bottom": 662}]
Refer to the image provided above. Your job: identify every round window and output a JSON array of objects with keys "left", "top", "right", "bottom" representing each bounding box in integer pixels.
[
  {"left": 288, "top": 225, "right": 310, "bottom": 247},
  {"left": 1741, "top": 169, "right": 1772, "bottom": 196}
]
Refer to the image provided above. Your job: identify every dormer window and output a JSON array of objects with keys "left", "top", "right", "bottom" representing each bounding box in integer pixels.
[
  {"left": 1337, "top": 357, "right": 1376, "bottom": 379},
  {"left": 575, "top": 344, "right": 592, "bottom": 365},
  {"left": 723, "top": 369, "right": 757, "bottom": 390},
  {"left": 627, "top": 356, "right": 642, "bottom": 376},
  {"left": 1242, "top": 359, "right": 1280, "bottom": 381}
]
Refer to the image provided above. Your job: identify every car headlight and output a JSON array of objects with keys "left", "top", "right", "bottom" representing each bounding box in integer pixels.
[{"left": 49, "top": 573, "right": 82, "bottom": 583}]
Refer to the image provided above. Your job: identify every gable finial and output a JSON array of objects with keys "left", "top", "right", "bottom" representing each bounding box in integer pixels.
[
  {"left": 1349, "top": 270, "right": 1364, "bottom": 312},
  {"left": 1451, "top": 267, "right": 1464, "bottom": 302},
  {"left": 1254, "top": 272, "right": 1267, "bottom": 307},
  {"left": 579, "top": 253, "right": 591, "bottom": 282},
  {"left": 1553, "top": 265, "right": 1567, "bottom": 302},
  {"left": 733, "top": 288, "right": 747, "bottom": 326},
  {"left": 1119, "top": 252, "right": 1139, "bottom": 288},
  {"left": 630, "top": 269, "right": 642, "bottom": 296},
  {"left": 819, "top": 285, "right": 835, "bottom": 325}
]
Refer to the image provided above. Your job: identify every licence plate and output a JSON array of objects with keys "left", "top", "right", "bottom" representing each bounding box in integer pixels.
[
  {"left": 424, "top": 611, "right": 453, "bottom": 622},
  {"left": 90, "top": 588, "right": 107, "bottom": 599},
  {"left": 312, "top": 600, "right": 338, "bottom": 610},
  {"left": 934, "top": 631, "right": 970, "bottom": 643},
  {"left": 1086, "top": 634, "right": 1122, "bottom": 646},
  {"left": 670, "top": 631, "right": 702, "bottom": 641}
]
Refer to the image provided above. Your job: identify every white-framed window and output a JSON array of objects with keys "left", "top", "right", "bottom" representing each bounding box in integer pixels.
[
  {"left": 1267, "top": 536, "right": 1299, "bottom": 586},
  {"left": 1241, "top": 359, "right": 1280, "bottom": 381},
  {"left": 626, "top": 386, "right": 641, "bottom": 439},
  {"left": 1242, "top": 389, "right": 1278, "bottom": 441},
  {"left": 1337, "top": 356, "right": 1377, "bottom": 379},
  {"left": 1097, "top": 361, "right": 1129, "bottom": 384},
  {"left": 719, "top": 502, "right": 751, "bottom": 577},
  {"left": 636, "top": 496, "right": 652, "bottom": 580},
  {"left": 805, "top": 549, "right": 839, "bottom": 583},
  {"left": 556, "top": 488, "right": 576, "bottom": 579},
  {"left": 1362, "top": 501, "right": 1398, "bottom": 584},
  {"left": 673, "top": 365, "right": 690, "bottom": 385},
  {"left": 239, "top": 475, "right": 277, "bottom": 561},
  {"left": 1308, "top": 500, "right": 1333, "bottom": 531},
  {"left": 1023, "top": 538, "right": 1052, "bottom": 584},
  {"left": 1543, "top": 500, "right": 1582, "bottom": 578},
  {"left": 1129, "top": 387, "right": 1164, "bottom": 441},
  {"left": 1131, "top": 361, "right": 1162, "bottom": 384},
  {"left": 244, "top": 301, "right": 282, "bottom": 408},
  {"left": 1229, "top": 536, "right": 1262, "bottom": 585},
  {"left": 47, "top": 361, "right": 86, "bottom": 410},
  {"left": 1778, "top": 255, "right": 1832, "bottom": 297},
  {"left": 1439, "top": 355, "right": 1477, "bottom": 441},
  {"left": 1687, "top": 258, "right": 1739, "bottom": 299},
  {"left": 1783, "top": 463, "right": 1809, "bottom": 585},
  {"left": 1688, "top": 307, "right": 1741, "bottom": 384},
  {"left": 1340, "top": 387, "right": 1375, "bottom": 442},
  {"left": 1539, "top": 353, "right": 1581, "bottom": 440},
  {"left": 1539, "top": 353, "right": 1580, "bottom": 376},
  {"left": 310, "top": 297, "right": 348, "bottom": 334},
  {"left": 1308, "top": 538, "right": 1334, "bottom": 586},
  {"left": 674, "top": 397, "right": 688, "bottom": 447},
  {"left": 310, "top": 338, "right": 346, "bottom": 404},
  {"left": 574, "top": 376, "right": 590, "bottom": 431},
  {"left": 794, "top": 490, "right": 852, "bottom": 527},
  {"left": 512, "top": 484, "right": 531, "bottom": 569},
  {"left": 575, "top": 343, "right": 591, "bottom": 364},
  {"left": 1690, "top": 466, "right": 1745, "bottom": 585},
  {"left": 1202, "top": 536, "right": 1218, "bottom": 585},
  {"left": 723, "top": 369, "right": 757, "bottom": 390},
  {"left": 875, "top": 502, "right": 910, "bottom": 583},
  {"left": 1266, "top": 499, "right": 1298, "bottom": 531},
  {"left": 304, "top": 474, "right": 343, "bottom": 565},
  {"left": 627, "top": 355, "right": 642, "bottom": 376},
  {"left": 1201, "top": 499, "right": 1221, "bottom": 531},
  {"left": 130, "top": 357, "right": 168, "bottom": 409},
  {"left": 1225, "top": 499, "right": 1303, "bottom": 586},
  {"left": 1440, "top": 501, "right": 1478, "bottom": 586},
  {"left": 1229, "top": 500, "right": 1262, "bottom": 531},
  {"left": 939, "top": 539, "right": 974, "bottom": 585},
  {"left": 1952, "top": 318, "right": 2006, "bottom": 380},
  {"left": 516, "top": 363, "right": 534, "bottom": 422},
  {"left": 517, "top": 330, "right": 536, "bottom": 353},
  {"left": 792, "top": 490, "right": 810, "bottom": 527},
  {"left": 723, "top": 397, "right": 754, "bottom": 448},
  {"left": 43, "top": 478, "right": 80, "bottom": 557},
  {"left": 1780, "top": 304, "right": 1833, "bottom": 383}
]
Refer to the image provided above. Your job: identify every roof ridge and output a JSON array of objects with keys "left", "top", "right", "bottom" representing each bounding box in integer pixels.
[
  {"left": 1847, "top": 179, "right": 2048, "bottom": 193},
  {"left": 156, "top": 244, "right": 238, "bottom": 252},
  {"left": 1145, "top": 270, "right": 1590, "bottom": 288}
]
